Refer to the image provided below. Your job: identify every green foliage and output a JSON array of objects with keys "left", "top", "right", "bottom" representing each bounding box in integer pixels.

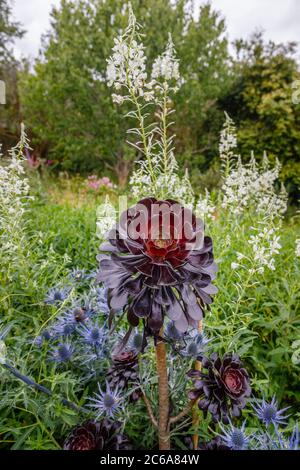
[
  {"left": 1, "top": 173, "right": 299, "bottom": 449},
  {"left": 223, "top": 32, "right": 300, "bottom": 200},
  {"left": 0, "top": 0, "right": 24, "bottom": 61},
  {"left": 19, "top": 0, "right": 230, "bottom": 179},
  {"left": 0, "top": 0, "right": 25, "bottom": 149}
]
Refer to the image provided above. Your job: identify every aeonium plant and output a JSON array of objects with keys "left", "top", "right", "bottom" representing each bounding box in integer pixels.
[
  {"left": 97, "top": 198, "right": 218, "bottom": 449},
  {"left": 93, "top": 4, "right": 248, "bottom": 450}
]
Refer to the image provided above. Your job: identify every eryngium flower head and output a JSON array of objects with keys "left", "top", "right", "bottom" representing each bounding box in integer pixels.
[
  {"left": 50, "top": 343, "right": 74, "bottom": 363},
  {"left": 44, "top": 287, "right": 69, "bottom": 305},
  {"left": 289, "top": 423, "right": 299, "bottom": 450},
  {"left": 219, "top": 421, "right": 249, "bottom": 450},
  {"left": 165, "top": 321, "right": 184, "bottom": 341},
  {"left": 69, "top": 268, "right": 87, "bottom": 282},
  {"left": 79, "top": 322, "right": 106, "bottom": 347},
  {"left": 92, "top": 286, "right": 110, "bottom": 315},
  {"left": 188, "top": 352, "right": 251, "bottom": 423},
  {"left": 34, "top": 329, "right": 52, "bottom": 347},
  {"left": 253, "top": 396, "right": 290, "bottom": 427},
  {"left": 107, "top": 350, "right": 141, "bottom": 402},
  {"left": 181, "top": 331, "right": 211, "bottom": 359},
  {"left": 52, "top": 320, "right": 76, "bottom": 338},
  {"left": 63, "top": 419, "right": 131, "bottom": 450},
  {"left": 97, "top": 198, "right": 217, "bottom": 334},
  {"left": 130, "top": 330, "right": 144, "bottom": 353},
  {"left": 88, "top": 382, "right": 122, "bottom": 418}
]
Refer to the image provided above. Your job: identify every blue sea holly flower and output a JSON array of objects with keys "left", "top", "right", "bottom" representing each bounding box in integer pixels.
[
  {"left": 69, "top": 268, "right": 87, "bottom": 282},
  {"left": 63, "top": 307, "right": 88, "bottom": 325},
  {"left": 44, "top": 287, "right": 70, "bottom": 305},
  {"left": 52, "top": 320, "right": 76, "bottom": 338},
  {"left": 219, "top": 421, "right": 250, "bottom": 450},
  {"left": 34, "top": 329, "right": 52, "bottom": 347},
  {"left": 88, "top": 381, "right": 122, "bottom": 419},
  {"left": 182, "top": 331, "right": 211, "bottom": 358},
  {"left": 92, "top": 286, "right": 110, "bottom": 315},
  {"left": 165, "top": 321, "right": 184, "bottom": 341},
  {"left": 50, "top": 343, "right": 74, "bottom": 363},
  {"left": 64, "top": 300, "right": 95, "bottom": 325},
  {"left": 253, "top": 396, "right": 290, "bottom": 427},
  {"left": 79, "top": 322, "right": 106, "bottom": 347},
  {"left": 289, "top": 423, "right": 299, "bottom": 450},
  {"left": 129, "top": 330, "right": 144, "bottom": 352}
]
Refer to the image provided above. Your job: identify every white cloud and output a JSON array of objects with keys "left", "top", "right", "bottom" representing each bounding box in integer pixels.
[
  {"left": 204, "top": 0, "right": 300, "bottom": 57},
  {"left": 11, "top": 0, "right": 61, "bottom": 60},
  {"left": 11, "top": 0, "right": 300, "bottom": 60}
]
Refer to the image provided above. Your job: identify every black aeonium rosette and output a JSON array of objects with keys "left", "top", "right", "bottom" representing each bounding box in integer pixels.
[
  {"left": 97, "top": 197, "right": 217, "bottom": 335},
  {"left": 107, "top": 350, "right": 142, "bottom": 402},
  {"left": 188, "top": 352, "right": 251, "bottom": 424},
  {"left": 63, "top": 419, "right": 131, "bottom": 450}
]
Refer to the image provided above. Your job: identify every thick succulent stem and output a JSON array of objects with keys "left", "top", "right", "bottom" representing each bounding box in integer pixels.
[
  {"left": 155, "top": 328, "right": 171, "bottom": 450},
  {"left": 192, "top": 320, "right": 203, "bottom": 450}
]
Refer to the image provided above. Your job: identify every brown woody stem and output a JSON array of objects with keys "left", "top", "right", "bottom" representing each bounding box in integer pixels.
[
  {"left": 142, "top": 393, "right": 158, "bottom": 428},
  {"left": 192, "top": 319, "right": 203, "bottom": 450},
  {"left": 169, "top": 398, "right": 197, "bottom": 424},
  {"left": 155, "top": 327, "right": 171, "bottom": 450}
]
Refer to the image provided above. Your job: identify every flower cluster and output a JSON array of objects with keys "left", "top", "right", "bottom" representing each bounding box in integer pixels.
[
  {"left": 97, "top": 197, "right": 217, "bottom": 335},
  {"left": 195, "top": 189, "right": 215, "bottom": 222},
  {"left": 86, "top": 175, "right": 115, "bottom": 191},
  {"left": 106, "top": 4, "right": 192, "bottom": 207},
  {"left": 219, "top": 112, "right": 238, "bottom": 176},
  {"left": 106, "top": 5, "right": 147, "bottom": 95},
  {"left": 221, "top": 154, "right": 287, "bottom": 217},
  {"left": 215, "top": 396, "right": 298, "bottom": 450},
  {"left": 219, "top": 115, "right": 287, "bottom": 218},
  {"left": 129, "top": 164, "right": 195, "bottom": 207},
  {"left": 35, "top": 272, "right": 111, "bottom": 373},
  {"left": 151, "top": 33, "right": 180, "bottom": 84},
  {"left": 295, "top": 239, "right": 300, "bottom": 257},
  {"left": 63, "top": 419, "right": 131, "bottom": 450},
  {"left": 96, "top": 196, "right": 117, "bottom": 239},
  {"left": 247, "top": 225, "right": 281, "bottom": 272},
  {"left": 188, "top": 352, "right": 251, "bottom": 423},
  {"left": 0, "top": 125, "right": 32, "bottom": 262},
  {"left": 231, "top": 224, "right": 282, "bottom": 274}
]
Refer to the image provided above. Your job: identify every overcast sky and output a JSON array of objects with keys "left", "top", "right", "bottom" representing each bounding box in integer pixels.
[{"left": 11, "top": 0, "right": 300, "bottom": 61}]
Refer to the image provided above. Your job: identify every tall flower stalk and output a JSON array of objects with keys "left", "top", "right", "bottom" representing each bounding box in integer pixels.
[
  {"left": 107, "top": 3, "right": 193, "bottom": 206},
  {"left": 0, "top": 124, "right": 32, "bottom": 285},
  {"left": 103, "top": 4, "right": 218, "bottom": 450}
]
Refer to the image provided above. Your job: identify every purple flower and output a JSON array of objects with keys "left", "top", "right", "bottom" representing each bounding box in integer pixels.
[
  {"left": 87, "top": 382, "right": 122, "bottom": 418},
  {"left": 97, "top": 198, "right": 217, "bottom": 335},
  {"left": 79, "top": 322, "right": 106, "bottom": 347},
  {"left": 253, "top": 396, "right": 290, "bottom": 427},
  {"left": 50, "top": 343, "right": 74, "bottom": 362},
  {"left": 44, "top": 287, "right": 70, "bottom": 305},
  {"left": 219, "top": 421, "right": 250, "bottom": 450}
]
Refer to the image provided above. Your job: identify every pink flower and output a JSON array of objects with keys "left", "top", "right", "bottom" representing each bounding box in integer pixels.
[{"left": 86, "top": 175, "right": 115, "bottom": 191}]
